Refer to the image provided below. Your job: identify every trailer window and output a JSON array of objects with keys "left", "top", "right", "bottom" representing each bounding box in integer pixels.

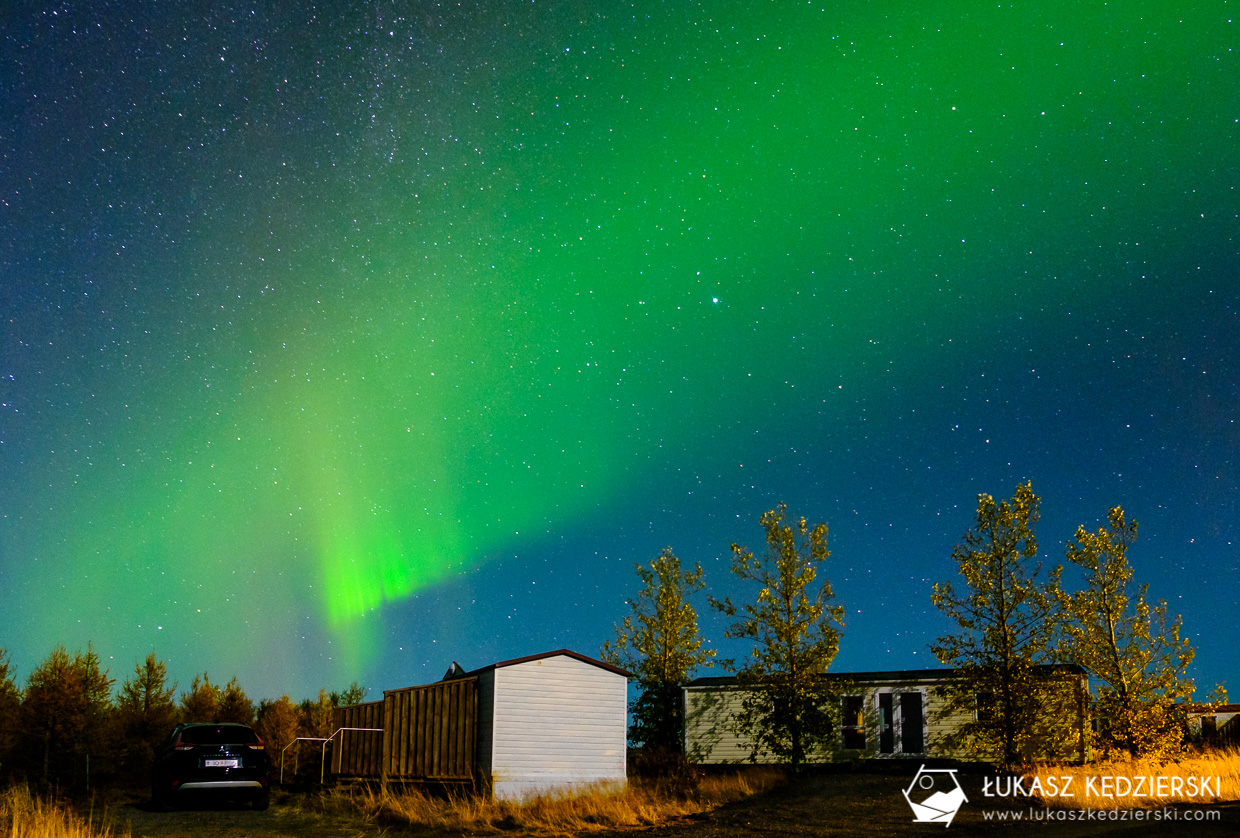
[{"left": 842, "top": 695, "right": 866, "bottom": 750}]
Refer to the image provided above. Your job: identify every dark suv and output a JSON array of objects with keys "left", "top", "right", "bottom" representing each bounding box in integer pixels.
[{"left": 151, "top": 723, "right": 271, "bottom": 810}]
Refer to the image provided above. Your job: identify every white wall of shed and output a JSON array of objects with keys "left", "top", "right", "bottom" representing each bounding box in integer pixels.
[{"left": 487, "top": 655, "right": 627, "bottom": 801}]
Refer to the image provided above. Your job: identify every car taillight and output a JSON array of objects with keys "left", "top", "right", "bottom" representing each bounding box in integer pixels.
[
  {"left": 174, "top": 742, "right": 194, "bottom": 751},
  {"left": 248, "top": 738, "right": 265, "bottom": 750}
]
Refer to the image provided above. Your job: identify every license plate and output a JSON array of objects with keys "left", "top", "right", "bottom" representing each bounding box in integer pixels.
[{"left": 204, "top": 758, "right": 239, "bottom": 768}]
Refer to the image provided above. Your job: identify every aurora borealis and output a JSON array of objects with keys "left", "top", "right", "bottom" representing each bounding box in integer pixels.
[{"left": 2, "top": 1, "right": 1236, "bottom": 701}]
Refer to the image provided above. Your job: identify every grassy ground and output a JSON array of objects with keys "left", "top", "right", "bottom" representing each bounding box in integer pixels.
[
  {"left": 0, "top": 785, "right": 129, "bottom": 838},
  {"left": 5, "top": 768, "right": 783, "bottom": 838},
  {"left": 1027, "top": 748, "right": 1240, "bottom": 810},
  {"left": 6, "top": 753, "right": 1238, "bottom": 837},
  {"left": 298, "top": 768, "right": 785, "bottom": 835}
]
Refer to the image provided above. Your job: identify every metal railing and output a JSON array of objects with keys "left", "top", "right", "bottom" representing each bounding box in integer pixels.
[{"left": 279, "top": 726, "right": 383, "bottom": 784}]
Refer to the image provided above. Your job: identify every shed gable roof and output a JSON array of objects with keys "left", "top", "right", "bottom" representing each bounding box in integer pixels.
[{"left": 464, "top": 648, "right": 630, "bottom": 679}]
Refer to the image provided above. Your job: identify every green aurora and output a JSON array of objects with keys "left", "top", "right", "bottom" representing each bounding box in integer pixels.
[{"left": 2, "top": 1, "right": 1236, "bottom": 697}]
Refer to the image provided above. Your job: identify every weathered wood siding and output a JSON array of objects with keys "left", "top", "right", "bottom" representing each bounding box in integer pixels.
[
  {"left": 332, "top": 700, "right": 384, "bottom": 777},
  {"left": 382, "top": 677, "right": 477, "bottom": 781},
  {"left": 481, "top": 655, "right": 627, "bottom": 800}
]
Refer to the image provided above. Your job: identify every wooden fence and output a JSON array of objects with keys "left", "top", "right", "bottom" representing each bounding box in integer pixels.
[
  {"left": 332, "top": 699, "right": 385, "bottom": 778},
  {"left": 1202, "top": 713, "right": 1240, "bottom": 749},
  {"left": 382, "top": 677, "right": 477, "bottom": 782},
  {"left": 331, "top": 677, "right": 478, "bottom": 784}
]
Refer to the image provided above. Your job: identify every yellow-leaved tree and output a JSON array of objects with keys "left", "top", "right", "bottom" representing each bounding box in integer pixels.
[
  {"left": 1060, "top": 506, "right": 1223, "bottom": 760},
  {"left": 931, "top": 482, "right": 1072, "bottom": 769},
  {"left": 712, "top": 503, "right": 844, "bottom": 771},
  {"left": 602, "top": 547, "right": 714, "bottom": 754}
]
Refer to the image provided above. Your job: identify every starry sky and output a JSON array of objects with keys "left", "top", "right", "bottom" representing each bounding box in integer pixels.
[{"left": 1, "top": 1, "right": 1236, "bottom": 703}]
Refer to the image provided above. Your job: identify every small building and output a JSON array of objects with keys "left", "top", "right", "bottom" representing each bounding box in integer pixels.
[
  {"left": 684, "top": 665, "right": 1089, "bottom": 765},
  {"left": 463, "top": 649, "right": 630, "bottom": 801},
  {"left": 332, "top": 649, "right": 629, "bottom": 801},
  {"left": 1189, "top": 703, "right": 1240, "bottom": 748}
]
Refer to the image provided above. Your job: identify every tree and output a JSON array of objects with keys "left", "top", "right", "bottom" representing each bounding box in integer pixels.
[
  {"left": 20, "top": 645, "right": 115, "bottom": 789},
  {"left": 602, "top": 547, "right": 714, "bottom": 752},
  {"left": 330, "top": 681, "right": 368, "bottom": 708},
  {"left": 217, "top": 677, "right": 254, "bottom": 725},
  {"left": 180, "top": 673, "right": 220, "bottom": 722},
  {"left": 299, "top": 689, "right": 335, "bottom": 739},
  {"left": 255, "top": 695, "right": 300, "bottom": 770},
  {"left": 1060, "top": 506, "right": 1215, "bottom": 760},
  {"left": 0, "top": 648, "right": 20, "bottom": 780},
  {"left": 711, "top": 503, "right": 845, "bottom": 769},
  {"left": 931, "top": 482, "right": 1065, "bottom": 768},
  {"left": 115, "top": 652, "right": 178, "bottom": 779}
]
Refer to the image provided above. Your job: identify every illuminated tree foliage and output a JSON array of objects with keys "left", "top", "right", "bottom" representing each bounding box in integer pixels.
[
  {"left": 299, "top": 689, "right": 335, "bottom": 739},
  {"left": 180, "top": 673, "right": 220, "bottom": 722},
  {"left": 931, "top": 482, "right": 1066, "bottom": 768},
  {"left": 178, "top": 672, "right": 253, "bottom": 724},
  {"left": 218, "top": 676, "right": 255, "bottom": 725},
  {"left": 1060, "top": 506, "right": 1216, "bottom": 760},
  {"left": 115, "top": 652, "right": 178, "bottom": 778},
  {"left": 603, "top": 547, "right": 714, "bottom": 752},
  {"left": 255, "top": 695, "right": 300, "bottom": 765},
  {"left": 712, "top": 504, "right": 844, "bottom": 769},
  {"left": 20, "top": 645, "right": 114, "bottom": 789}
]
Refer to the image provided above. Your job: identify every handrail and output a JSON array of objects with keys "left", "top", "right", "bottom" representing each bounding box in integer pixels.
[{"left": 278, "top": 726, "right": 383, "bottom": 784}]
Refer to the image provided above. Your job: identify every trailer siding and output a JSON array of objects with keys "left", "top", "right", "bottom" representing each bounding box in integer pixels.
[
  {"left": 684, "top": 677, "right": 946, "bottom": 764},
  {"left": 684, "top": 667, "right": 1088, "bottom": 765}
]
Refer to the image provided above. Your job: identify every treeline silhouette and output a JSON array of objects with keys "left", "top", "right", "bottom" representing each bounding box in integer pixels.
[{"left": 0, "top": 644, "right": 365, "bottom": 794}]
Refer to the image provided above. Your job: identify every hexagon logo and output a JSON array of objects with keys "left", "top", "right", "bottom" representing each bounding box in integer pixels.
[{"left": 903, "top": 765, "right": 968, "bottom": 827}]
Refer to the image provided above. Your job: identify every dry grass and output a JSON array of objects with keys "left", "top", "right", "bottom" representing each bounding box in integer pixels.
[
  {"left": 308, "top": 769, "right": 784, "bottom": 835},
  {"left": 1027, "top": 747, "right": 1240, "bottom": 810},
  {"left": 0, "top": 786, "right": 129, "bottom": 838}
]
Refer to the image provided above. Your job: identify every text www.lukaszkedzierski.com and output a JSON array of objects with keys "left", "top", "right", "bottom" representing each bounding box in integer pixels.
[{"left": 982, "top": 808, "right": 1220, "bottom": 823}]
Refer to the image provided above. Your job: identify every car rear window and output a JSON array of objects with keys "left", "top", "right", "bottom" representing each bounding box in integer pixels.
[{"left": 179, "top": 725, "right": 259, "bottom": 745}]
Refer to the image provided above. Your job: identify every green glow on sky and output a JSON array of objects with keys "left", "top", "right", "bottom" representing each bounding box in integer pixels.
[{"left": 3, "top": 0, "right": 1235, "bottom": 697}]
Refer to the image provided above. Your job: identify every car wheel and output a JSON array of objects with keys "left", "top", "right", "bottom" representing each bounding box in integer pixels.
[{"left": 253, "top": 791, "right": 270, "bottom": 811}]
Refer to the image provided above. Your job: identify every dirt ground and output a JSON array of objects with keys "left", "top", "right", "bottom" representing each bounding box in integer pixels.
[
  {"left": 106, "top": 771, "right": 1239, "bottom": 838},
  {"left": 105, "top": 793, "right": 376, "bottom": 838}
]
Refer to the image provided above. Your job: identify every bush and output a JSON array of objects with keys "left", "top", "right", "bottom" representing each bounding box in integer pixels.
[{"left": 631, "top": 746, "right": 703, "bottom": 798}]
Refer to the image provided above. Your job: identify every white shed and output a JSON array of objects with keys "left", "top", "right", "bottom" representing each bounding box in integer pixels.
[{"left": 467, "top": 649, "right": 629, "bottom": 801}]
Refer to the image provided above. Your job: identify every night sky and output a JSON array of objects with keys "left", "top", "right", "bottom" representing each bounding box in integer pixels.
[{"left": 2, "top": 2, "right": 1236, "bottom": 703}]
